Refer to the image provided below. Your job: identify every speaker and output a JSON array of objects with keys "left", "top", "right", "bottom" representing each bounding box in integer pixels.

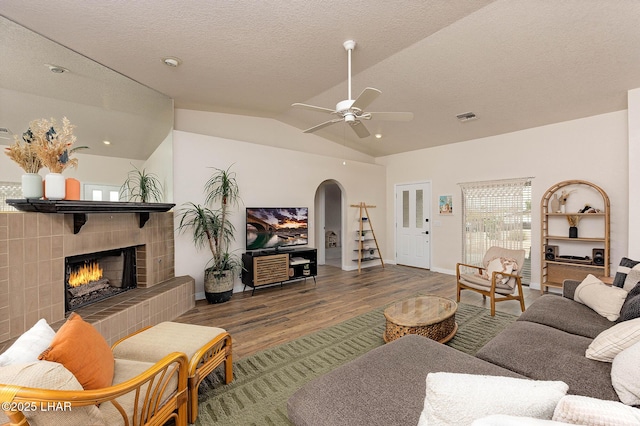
[
  {"left": 592, "top": 248, "right": 605, "bottom": 266},
  {"left": 545, "top": 245, "right": 558, "bottom": 261}
]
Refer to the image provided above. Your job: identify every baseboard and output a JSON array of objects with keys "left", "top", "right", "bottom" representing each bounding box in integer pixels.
[{"left": 431, "top": 266, "right": 455, "bottom": 276}]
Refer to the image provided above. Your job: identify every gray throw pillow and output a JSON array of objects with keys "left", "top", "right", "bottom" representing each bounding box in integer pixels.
[
  {"left": 619, "top": 282, "right": 640, "bottom": 322},
  {"left": 613, "top": 257, "right": 640, "bottom": 288}
]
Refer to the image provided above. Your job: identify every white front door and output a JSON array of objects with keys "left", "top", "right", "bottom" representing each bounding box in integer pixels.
[{"left": 395, "top": 182, "right": 431, "bottom": 268}]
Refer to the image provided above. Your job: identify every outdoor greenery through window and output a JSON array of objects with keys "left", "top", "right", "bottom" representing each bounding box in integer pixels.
[{"left": 460, "top": 178, "right": 532, "bottom": 284}]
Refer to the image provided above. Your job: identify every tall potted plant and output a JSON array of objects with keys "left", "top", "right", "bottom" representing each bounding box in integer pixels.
[{"left": 178, "top": 165, "right": 242, "bottom": 303}]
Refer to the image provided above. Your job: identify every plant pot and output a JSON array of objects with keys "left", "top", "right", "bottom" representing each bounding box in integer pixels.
[
  {"left": 204, "top": 268, "right": 234, "bottom": 304},
  {"left": 45, "top": 173, "right": 66, "bottom": 200},
  {"left": 21, "top": 173, "right": 43, "bottom": 199},
  {"left": 569, "top": 226, "right": 578, "bottom": 238}
]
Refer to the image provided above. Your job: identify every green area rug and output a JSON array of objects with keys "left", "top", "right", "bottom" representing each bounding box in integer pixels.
[{"left": 195, "top": 303, "right": 517, "bottom": 425}]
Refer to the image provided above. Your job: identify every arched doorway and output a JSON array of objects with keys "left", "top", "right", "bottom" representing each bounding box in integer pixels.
[{"left": 315, "top": 180, "right": 345, "bottom": 268}]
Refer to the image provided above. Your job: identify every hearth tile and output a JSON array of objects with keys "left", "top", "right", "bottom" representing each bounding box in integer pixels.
[
  {"left": 0, "top": 239, "right": 7, "bottom": 254},
  {"left": 0, "top": 214, "right": 6, "bottom": 226},
  {"left": 52, "top": 303, "right": 64, "bottom": 320},
  {"left": 24, "top": 238, "right": 38, "bottom": 260},
  {"left": 0, "top": 265, "right": 7, "bottom": 282},
  {"left": 37, "top": 260, "right": 52, "bottom": 285},
  {"left": 8, "top": 239, "right": 24, "bottom": 267},
  {"left": 10, "top": 315, "right": 24, "bottom": 336},
  {"left": 25, "top": 294, "right": 38, "bottom": 314},
  {"left": 0, "top": 320, "right": 10, "bottom": 342},
  {"left": 51, "top": 258, "right": 64, "bottom": 283},
  {"left": 23, "top": 262, "right": 37, "bottom": 289},
  {"left": 51, "top": 215, "right": 64, "bottom": 236},
  {"left": 51, "top": 235, "right": 63, "bottom": 252},
  {"left": 25, "top": 311, "right": 38, "bottom": 331},
  {"left": 38, "top": 237, "right": 52, "bottom": 261},
  {"left": 38, "top": 285, "right": 52, "bottom": 309},
  {"left": 24, "top": 214, "right": 37, "bottom": 238},
  {"left": 0, "top": 279, "right": 7, "bottom": 298},
  {"left": 8, "top": 214, "right": 24, "bottom": 239},
  {"left": 37, "top": 214, "right": 52, "bottom": 237}
]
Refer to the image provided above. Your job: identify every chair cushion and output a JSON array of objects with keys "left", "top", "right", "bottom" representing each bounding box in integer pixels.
[
  {"left": 476, "top": 321, "right": 619, "bottom": 401},
  {"left": 99, "top": 358, "right": 179, "bottom": 426},
  {"left": 38, "top": 312, "right": 115, "bottom": 390},
  {"left": 112, "top": 322, "right": 227, "bottom": 363},
  {"left": 482, "top": 257, "right": 518, "bottom": 288},
  {"left": 0, "top": 361, "right": 104, "bottom": 426},
  {"left": 459, "top": 273, "right": 516, "bottom": 294},
  {"left": 517, "top": 295, "right": 612, "bottom": 339}
]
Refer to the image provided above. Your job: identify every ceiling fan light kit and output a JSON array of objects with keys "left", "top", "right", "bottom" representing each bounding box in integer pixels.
[{"left": 292, "top": 40, "right": 413, "bottom": 139}]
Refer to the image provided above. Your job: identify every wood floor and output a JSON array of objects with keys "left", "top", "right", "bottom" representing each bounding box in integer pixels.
[{"left": 174, "top": 264, "right": 541, "bottom": 360}]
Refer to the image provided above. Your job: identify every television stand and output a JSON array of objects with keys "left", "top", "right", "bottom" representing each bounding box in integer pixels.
[{"left": 241, "top": 247, "right": 317, "bottom": 295}]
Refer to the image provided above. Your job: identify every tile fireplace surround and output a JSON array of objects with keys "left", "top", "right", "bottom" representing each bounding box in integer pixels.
[{"left": 0, "top": 211, "right": 195, "bottom": 348}]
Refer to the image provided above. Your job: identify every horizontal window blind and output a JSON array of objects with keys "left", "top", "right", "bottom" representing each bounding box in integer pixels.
[{"left": 460, "top": 178, "right": 532, "bottom": 283}]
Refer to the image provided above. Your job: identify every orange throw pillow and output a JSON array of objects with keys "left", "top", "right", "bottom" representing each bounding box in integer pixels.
[{"left": 39, "top": 312, "right": 114, "bottom": 390}]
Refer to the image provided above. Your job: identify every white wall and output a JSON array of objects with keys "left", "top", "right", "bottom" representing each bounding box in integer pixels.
[
  {"left": 628, "top": 88, "right": 640, "bottom": 258},
  {"left": 172, "top": 118, "right": 386, "bottom": 299},
  {"left": 377, "top": 110, "right": 629, "bottom": 289},
  {"left": 142, "top": 132, "right": 174, "bottom": 203}
]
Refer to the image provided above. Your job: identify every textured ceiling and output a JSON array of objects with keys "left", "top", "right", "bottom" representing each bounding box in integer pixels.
[{"left": 2, "top": 0, "right": 640, "bottom": 159}]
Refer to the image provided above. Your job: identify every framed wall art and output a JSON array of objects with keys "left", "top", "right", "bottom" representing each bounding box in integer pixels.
[{"left": 439, "top": 195, "right": 453, "bottom": 215}]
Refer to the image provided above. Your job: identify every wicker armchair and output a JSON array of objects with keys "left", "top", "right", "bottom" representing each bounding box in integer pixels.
[
  {"left": 456, "top": 246, "right": 527, "bottom": 316},
  {"left": 0, "top": 352, "right": 188, "bottom": 426}
]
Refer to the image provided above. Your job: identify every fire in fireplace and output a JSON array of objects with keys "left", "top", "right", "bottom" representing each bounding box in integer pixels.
[{"left": 65, "top": 246, "right": 138, "bottom": 312}]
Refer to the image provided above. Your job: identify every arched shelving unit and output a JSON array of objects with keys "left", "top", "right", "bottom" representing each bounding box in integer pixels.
[{"left": 540, "top": 180, "right": 610, "bottom": 293}]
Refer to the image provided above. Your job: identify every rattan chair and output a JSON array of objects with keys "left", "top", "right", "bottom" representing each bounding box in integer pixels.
[
  {"left": 456, "top": 246, "right": 526, "bottom": 316},
  {"left": 1, "top": 352, "right": 188, "bottom": 426}
]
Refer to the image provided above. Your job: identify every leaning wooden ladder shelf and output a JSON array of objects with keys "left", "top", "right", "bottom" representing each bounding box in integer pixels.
[{"left": 351, "top": 202, "right": 384, "bottom": 273}]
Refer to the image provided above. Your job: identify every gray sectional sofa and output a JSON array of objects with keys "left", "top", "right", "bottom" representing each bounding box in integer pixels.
[{"left": 287, "top": 280, "right": 619, "bottom": 426}]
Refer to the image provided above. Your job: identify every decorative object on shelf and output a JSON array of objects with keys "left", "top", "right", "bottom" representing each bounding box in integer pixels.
[
  {"left": 44, "top": 172, "right": 66, "bottom": 200},
  {"left": 550, "top": 194, "right": 560, "bottom": 213},
  {"left": 558, "top": 189, "right": 576, "bottom": 214},
  {"left": 119, "top": 165, "right": 164, "bottom": 203},
  {"left": 178, "top": 165, "right": 242, "bottom": 303},
  {"left": 4, "top": 128, "right": 44, "bottom": 199},
  {"left": 64, "top": 178, "right": 81, "bottom": 200},
  {"left": 439, "top": 195, "right": 453, "bottom": 215},
  {"left": 567, "top": 215, "right": 581, "bottom": 238}
]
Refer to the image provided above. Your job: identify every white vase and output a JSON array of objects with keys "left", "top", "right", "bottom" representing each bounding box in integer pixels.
[
  {"left": 21, "top": 173, "right": 43, "bottom": 199},
  {"left": 45, "top": 173, "right": 66, "bottom": 200}
]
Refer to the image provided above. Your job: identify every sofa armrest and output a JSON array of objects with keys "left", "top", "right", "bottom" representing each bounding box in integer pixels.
[
  {"left": 1, "top": 351, "right": 188, "bottom": 426},
  {"left": 562, "top": 279, "right": 582, "bottom": 300}
]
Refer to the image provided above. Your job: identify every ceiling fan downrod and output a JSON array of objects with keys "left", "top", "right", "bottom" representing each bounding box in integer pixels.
[{"left": 344, "top": 40, "right": 356, "bottom": 102}]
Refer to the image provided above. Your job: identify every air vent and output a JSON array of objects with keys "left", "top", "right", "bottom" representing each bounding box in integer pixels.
[
  {"left": 0, "top": 127, "right": 12, "bottom": 140},
  {"left": 456, "top": 112, "right": 478, "bottom": 122}
]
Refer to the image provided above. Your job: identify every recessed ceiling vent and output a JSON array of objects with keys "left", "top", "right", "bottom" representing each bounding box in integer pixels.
[{"left": 456, "top": 112, "right": 478, "bottom": 122}]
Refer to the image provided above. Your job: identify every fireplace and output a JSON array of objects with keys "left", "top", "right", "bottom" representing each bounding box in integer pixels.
[{"left": 65, "top": 246, "right": 139, "bottom": 312}]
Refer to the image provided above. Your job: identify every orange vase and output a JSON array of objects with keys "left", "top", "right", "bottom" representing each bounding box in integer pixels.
[{"left": 64, "top": 178, "right": 81, "bottom": 200}]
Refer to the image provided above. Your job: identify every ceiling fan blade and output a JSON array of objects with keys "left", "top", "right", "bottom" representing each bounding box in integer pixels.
[
  {"left": 303, "top": 118, "right": 343, "bottom": 133},
  {"left": 351, "top": 87, "right": 381, "bottom": 111},
  {"left": 292, "top": 103, "right": 335, "bottom": 114},
  {"left": 349, "top": 120, "right": 370, "bottom": 138},
  {"left": 365, "top": 111, "right": 414, "bottom": 122}
]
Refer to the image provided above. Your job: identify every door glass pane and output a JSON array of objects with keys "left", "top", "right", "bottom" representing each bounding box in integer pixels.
[
  {"left": 416, "top": 189, "right": 423, "bottom": 229},
  {"left": 92, "top": 190, "right": 103, "bottom": 201},
  {"left": 402, "top": 190, "right": 409, "bottom": 228}
]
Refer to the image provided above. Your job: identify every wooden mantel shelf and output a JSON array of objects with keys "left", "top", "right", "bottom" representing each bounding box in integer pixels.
[{"left": 6, "top": 199, "right": 175, "bottom": 234}]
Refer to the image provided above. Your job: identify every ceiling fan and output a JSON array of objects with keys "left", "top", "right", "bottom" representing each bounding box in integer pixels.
[{"left": 292, "top": 40, "right": 414, "bottom": 138}]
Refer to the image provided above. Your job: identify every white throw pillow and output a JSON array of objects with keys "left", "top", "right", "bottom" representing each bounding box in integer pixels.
[
  {"left": 611, "top": 340, "right": 640, "bottom": 405},
  {"left": 586, "top": 317, "right": 640, "bottom": 362},
  {"left": 482, "top": 257, "right": 517, "bottom": 287},
  {"left": 0, "top": 318, "right": 55, "bottom": 366},
  {"left": 472, "top": 415, "right": 566, "bottom": 425},
  {"left": 574, "top": 274, "right": 628, "bottom": 321},
  {"left": 417, "top": 373, "right": 568, "bottom": 426},
  {"left": 552, "top": 395, "right": 640, "bottom": 425}
]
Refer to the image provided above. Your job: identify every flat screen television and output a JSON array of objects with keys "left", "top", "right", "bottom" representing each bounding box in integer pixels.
[{"left": 246, "top": 207, "right": 308, "bottom": 250}]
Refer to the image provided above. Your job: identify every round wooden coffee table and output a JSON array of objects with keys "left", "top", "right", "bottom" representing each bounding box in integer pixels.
[{"left": 383, "top": 295, "right": 458, "bottom": 343}]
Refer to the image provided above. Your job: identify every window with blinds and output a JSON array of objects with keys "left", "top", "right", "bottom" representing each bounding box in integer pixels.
[{"left": 460, "top": 178, "right": 532, "bottom": 283}]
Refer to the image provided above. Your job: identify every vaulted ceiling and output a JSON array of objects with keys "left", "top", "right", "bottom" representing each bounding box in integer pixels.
[{"left": 2, "top": 0, "right": 640, "bottom": 159}]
